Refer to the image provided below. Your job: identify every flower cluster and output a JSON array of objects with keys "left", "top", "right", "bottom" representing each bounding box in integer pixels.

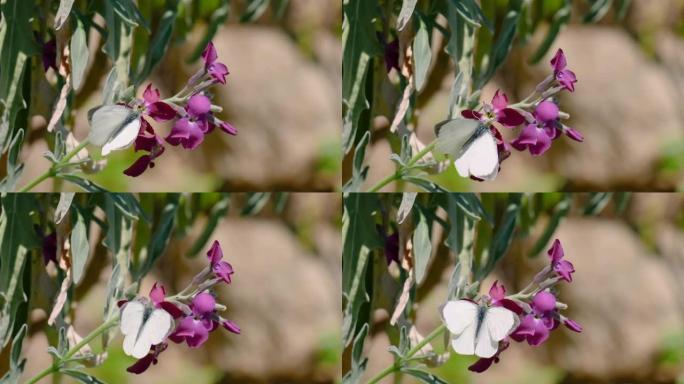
[
  {"left": 467, "top": 239, "right": 581, "bottom": 373},
  {"left": 122, "top": 240, "right": 239, "bottom": 374},
  {"left": 123, "top": 42, "right": 237, "bottom": 177},
  {"left": 461, "top": 49, "right": 582, "bottom": 171}
]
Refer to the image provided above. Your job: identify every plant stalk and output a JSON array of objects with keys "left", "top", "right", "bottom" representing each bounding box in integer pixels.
[{"left": 18, "top": 140, "right": 90, "bottom": 192}]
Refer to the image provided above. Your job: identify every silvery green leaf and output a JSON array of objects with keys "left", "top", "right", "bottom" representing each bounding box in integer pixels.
[
  {"left": 434, "top": 118, "right": 480, "bottom": 158},
  {"left": 70, "top": 18, "right": 89, "bottom": 91},
  {"left": 71, "top": 208, "right": 90, "bottom": 285},
  {"left": 397, "top": 193, "right": 417, "bottom": 224},
  {"left": 413, "top": 208, "right": 432, "bottom": 284},
  {"left": 0, "top": 324, "right": 27, "bottom": 384},
  {"left": 60, "top": 369, "right": 106, "bottom": 384},
  {"left": 400, "top": 368, "right": 448, "bottom": 384},
  {"left": 55, "top": 192, "right": 75, "bottom": 224},
  {"left": 413, "top": 14, "right": 432, "bottom": 92}
]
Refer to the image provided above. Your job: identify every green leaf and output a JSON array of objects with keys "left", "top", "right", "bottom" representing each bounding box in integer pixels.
[
  {"left": 529, "top": 0, "right": 571, "bottom": 64},
  {"left": 54, "top": 192, "right": 75, "bottom": 224},
  {"left": 583, "top": 192, "right": 612, "bottom": 216},
  {"left": 0, "top": 0, "right": 39, "bottom": 153},
  {"left": 110, "top": 0, "right": 150, "bottom": 30},
  {"left": 447, "top": 0, "right": 493, "bottom": 30},
  {"left": 476, "top": 0, "right": 523, "bottom": 88},
  {"left": 413, "top": 207, "right": 432, "bottom": 284},
  {"left": 400, "top": 368, "right": 449, "bottom": 384},
  {"left": 135, "top": 0, "right": 180, "bottom": 84},
  {"left": 583, "top": 0, "right": 612, "bottom": 23},
  {"left": 71, "top": 17, "right": 89, "bottom": 91},
  {"left": 413, "top": 13, "right": 432, "bottom": 92},
  {"left": 397, "top": 0, "right": 418, "bottom": 30},
  {"left": 0, "top": 129, "right": 25, "bottom": 191},
  {"left": 61, "top": 369, "right": 106, "bottom": 384},
  {"left": 241, "top": 193, "right": 270, "bottom": 215},
  {"left": 187, "top": 193, "right": 229, "bottom": 257},
  {"left": 342, "top": 0, "right": 382, "bottom": 153},
  {"left": 187, "top": 0, "right": 229, "bottom": 62},
  {"left": 342, "top": 323, "right": 369, "bottom": 384},
  {"left": 529, "top": 194, "right": 571, "bottom": 257},
  {"left": 134, "top": 194, "right": 180, "bottom": 281},
  {"left": 343, "top": 131, "right": 371, "bottom": 192},
  {"left": 397, "top": 192, "right": 417, "bottom": 224},
  {"left": 241, "top": 0, "right": 270, "bottom": 22},
  {"left": 615, "top": 0, "right": 631, "bottom": 20},
  {"left": 478, "top": 193, "right": 522, "bottom": 279},
  {"left": 342, "top": 194, "right": 382, "bottom": 346},
  {"left": 71, "top": 208, "right": 90, "bottom": 285},
  {"left": 0, "top": 194, "right": 40, "bottom": 348},
  {"left": 0, "top": 324, "right": 27, "bottom": 384}
]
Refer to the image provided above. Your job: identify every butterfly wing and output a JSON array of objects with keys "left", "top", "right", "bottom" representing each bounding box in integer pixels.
[
  {"left": 453, "top": 129, "right": 499, "bottom": 181},
  {"left": 88, "top": 105, "right": 141, "bottom": 155},
  {"left": 434, "top": 118, "right": 481, "bottom": 158},
  {"left": 120, "top": 301, "right": 145, "bottom": 357},
  {"left": 130, "top": 308, "right": 173, "bottom": 359},
  {"left": 442, "top": 300, "right": 479, "bottom": 356},
  {"left": 474, "top": 306, "right": 519, "bottom": 358}
]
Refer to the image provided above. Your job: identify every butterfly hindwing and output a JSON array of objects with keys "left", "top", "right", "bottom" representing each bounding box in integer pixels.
[
  {"left": 454, "top": 129, "right": 499, "bottom": 181},
  {"left": 120, "top": 301, "right": 173, "bottom": 359},
  {"left": 87, "top": 105, "right": 141, "bottom": 155},
  {"left": 474, "top": 306, "right": 519, "bottom": 358}
]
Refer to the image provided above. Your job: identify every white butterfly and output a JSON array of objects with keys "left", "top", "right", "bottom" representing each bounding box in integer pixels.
[
  {"left": 435, "top": 118, "right": 499, "bottom": 181},
  {"left": 120, "top": 300, "right": 173, "bottom": 359},
  {"left": 441, "top": 300, "right": 519, "bottom": 358},
  {"left": 87, "top": 105, "right": 141, "bottom": 156}
]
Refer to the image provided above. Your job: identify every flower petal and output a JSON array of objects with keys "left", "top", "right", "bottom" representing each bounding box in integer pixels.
[
  {"left": 491, "top": 90, "right": 509, "bottom": 111},
  {"left": 149, "top": 282, "right": 166, "bottom": 305},
  {"left": 187, "top": 94, "right": 211, "bottom": 118},
  {"left": 496, "top": 108, "right": 525, "bottom": 127},
  {"left": 550, "top": 49, "right": 567, "bottom": 72},
  {"left": 191, "top": 292, "right": 216, "bottom": 317},
  {"left": 207, "top": 240, "right": 223, "bottom": 264},
  {"left": 123, "top": 155, "right": 153, "bottom": 177}
]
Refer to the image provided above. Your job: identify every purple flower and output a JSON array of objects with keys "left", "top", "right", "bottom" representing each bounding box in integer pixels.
[
  {"left": 169, "top": 315, "right": 210, "bottom": 348},
  {"left": 510, "top": 314, "right": 550, "bottom": 346},
  {"left": 510, "top": 122, "right": 553, "bottom": 156},
  {"left": 214, "top": 118, "right": 238, "bottom": 136},
  {"left": 488, "top": 280, "right": 523, "bottom": 314},
  {"left": 462, "top": 90, "right": 525, "bottom": 128},
  {"left": 142, "top": 84, "right": 177, "bottom": 122},
  {"left": 534, "top": 101, "right": 559, "bottom": 123},
  {"left": 384, "top": 39, "right": 400, "bottom": 73},
  {"left": 562, "top": 125, "right": 584, "bottom": 142},
  {"left": 148, "top": 282, "right": 184, "bottom": 318},
  {"left": 202, "top": 42, "right": 229, "bottom": 85},
  {"left": 124, "top": 119, "right": 166, "bottom": 177},
  {"left": 550, "top": 49, "right": 577, "bottom": 92},
  {"left": 531, "top": 291, "right": 557, "bottom": 314},
  {"left": 41, "top": 38, "right": 57, "bottom": 73},
  {"left": 126, "top": 342, "right": 168, "bottom": 374},
  {"left": 547, "top": 239, "right": 575, "bottom": 282},
  {"left": 165, "top": 94, "right": 212, "bottom": 150},
  {"left": 207, "top": 240, "right": 234, "bottom": 284}
]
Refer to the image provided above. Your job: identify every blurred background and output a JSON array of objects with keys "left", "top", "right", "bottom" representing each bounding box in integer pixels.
[
  {"left": 21, "top": 0, "right": 341, "bottom": 192},
  {"left": 19, "top": 193, "right": 341, "bottom": 383},
  {"left": 362, "top": 193, "right": 684, "bottom": 383},
  {"left": 362, "top": 0, "right": 684, "bottom": 191}
]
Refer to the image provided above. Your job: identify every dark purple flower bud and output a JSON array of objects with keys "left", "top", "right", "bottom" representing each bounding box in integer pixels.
[
  {"left": 217, "top": 120, "right": 237, "bottom": 136},
  {"left": 42, "top": 38, "right": 57, "bottom": 73},
  {"left": 563, "top": 125, "right": 584, "bottom": 142},
  {"left": 532, "top": 291, "right": 557, "bottom": 313},
  {"left": 42, "top": 232, "right": 57, "bottom": 266},
  {"left": 220, "top": 318, "right": 241, "bottom": 334},
  {"left": 547, "top": 239, "right": 575, "bottom": 282},
  {"left": 384, "top": 232, "right": 399, "bottom": 266},
  {"left": 534, "top": 101, "right": 559, "bottom": 123},
  {"left": 550, "top": 49, "right": 577, "bottom": 92},
  {"left": 562, "top": 316, "right": 583, "bottom": 333},
  {"left": 384, "top": 39, "right": 400, "bottom": 73}
]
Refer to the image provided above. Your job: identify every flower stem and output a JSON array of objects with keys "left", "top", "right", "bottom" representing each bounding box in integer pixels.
[
  {"left": 366, "top": 323, "right": 447, "bottom": 384},
  {"left": 367, "top": 141, "right": 437, "bottom": 192},
  {"left": 24, "top": 314, "right": 120, "bottom": 384},
  {"left": 18, "top": 140, "right": 90, "bottom": 192}
]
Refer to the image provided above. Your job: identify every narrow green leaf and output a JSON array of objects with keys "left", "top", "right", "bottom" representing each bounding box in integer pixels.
[
  {"left": 54, "top": 0, "right": 76, "bottom": 30},
  {"left": 187, "top": 194, "right": 229, "bottom": 257},
  {"left": 397, "top": 0, "right": 418, "bottom": 30},
  {"left": 135, "top": 0, "right": 179, "bottom": 84},
  {"left": 413, "top": 14, "right": 432, "bottom": 92},
  {"left": 71, "top": 208, "right": 90, "bottom": 285},
  {"left": 529, "top": 0, "right": 571, "bottom": 64},
  {"left": 413, "top": 207, "right": 432, "bottom": 284},
  {"left": 343, "top": 131, "right": 371, "bottom": 192},
  {"left": 583, "top": 0, "right": 612, "bottom": 23},
  {"left": 187, "top": 0, "right": 229, "bottom": 62},
  {"left": 71, "top": 17, "right": 89, "bottom": 91},
  {"left": 401, "top": 368, "right": 449, "bottom": 384},
  {"left": 529, "top": 194, "right": 572, "bottom": 257}
]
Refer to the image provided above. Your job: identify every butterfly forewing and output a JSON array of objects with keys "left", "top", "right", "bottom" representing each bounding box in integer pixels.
[
  {"left": 434, "top": 118, "right": 481, "bottom": 158},
  {"left": 120, "top": 301, "right": 174, "bottom": 359},
  {"left": 453, "top": 130, "right": 499, "bottom": 181},
  {"left": 88, "top": 105, "right": 141, "bottom": 155}
]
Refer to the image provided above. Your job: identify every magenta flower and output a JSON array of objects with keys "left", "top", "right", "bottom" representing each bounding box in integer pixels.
[
  {"left": 169, "top": 315, "right": 210, "bottom": 348},
  {"left": 148, "top": 282, "right": 184, "bottom": 318},
  {"left": 550, "top": 49, "right": 577, "bottom": 92},
  {"left": 531, "top": 291, "right": 557, "bottom": 314},
  {"left": 510, "top": 122, "right": 553, "bottom": 156},
  {"left": 562, "top": 316, "right": 583, "bottom": 333},
  {"left": 547, "top": 239, "right": 575, "bottom": 282},
  {"left": 126, "top": 342, "right": 168, "bottom": 374},
  {"left": 510, "top": 314, "right": 550, "bottom": 346},
  {"left": 562, "top": 125, "right": 584, "bottom": 142},
  {"left": 124, "top": 119, "right": 166, "bottom": 177},
  {"left": 202, "top": 42, "right": 229, "bottom": 84},
  {"left": 142, "top": 84, "right": 177, "bottom": 122},
  {"left": 462, "top": 90, "right": 525, "bottom": 128},
  {"left": 488, "top": 280, "right": 523, "bottom": 314},
  {"left": 534, "top": 101, "right": 559, "bottom": 123},
  {"left": 207, "top": 240, "right": 234, "bottom": 284},
  {"left": 165, "top": 94, "right": 212, "bottom": 150},
  {"left": 169, "top": 291, "right": 239, "bottom": 348}
]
